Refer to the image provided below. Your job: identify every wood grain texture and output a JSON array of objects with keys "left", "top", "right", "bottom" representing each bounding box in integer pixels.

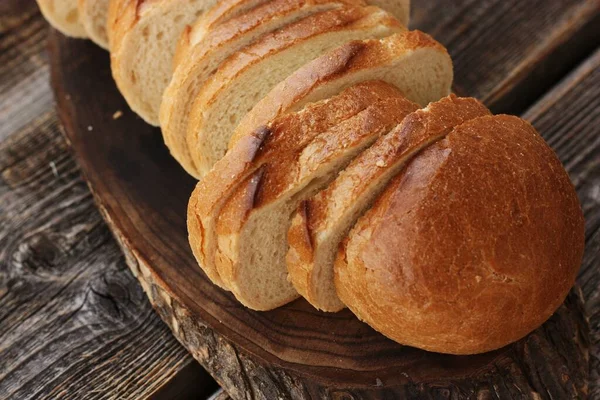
[
  {"left": 0, "top": 1, "right": 219, "bottom": 398},
  {"left": 48, "top": 27, "right": 593, "bottom": 400},
  {"left": 523, "top": 47, "right": 600, "bottom": 400},
  {"left": 412, "top": 0, "right": 600, "bottom": 115}
]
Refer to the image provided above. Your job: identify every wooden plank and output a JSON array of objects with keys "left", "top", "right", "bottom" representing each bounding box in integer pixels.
[
  {"left": 523, "top": 47, "right": 600, "bottom": 398},
  {"left": 0, "top": 1, "right": 218, "bottom": 398},
  {"left": 0, "top": 0, "right": 53, "bottom": 142},
  {"left": 0, "top": 110, "right": 217, "bottom": 400},
  {"left": 413, "top": 0, "right": 600, "bottom": 115}
]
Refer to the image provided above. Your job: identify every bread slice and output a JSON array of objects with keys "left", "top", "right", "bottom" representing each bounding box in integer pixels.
[
  {"left": 188, "top": 81, "right": 403, "bottom": 289},
  {"left": 173, "top": 0, "right": 410, "bottom": 67},
  {"left": 108, "top": 0, "right": 217, "bottom": 126},
  {"left": 287, "top": 95, "right": 491, "bottom": 312},
  {"left": 37, "top": 0, "right": 87, "bottom": 38},
  {"left": 77, "top": 0, "right": 109, "bottom": 49},
  {"left": 228, "top": 30, "right": 453, "bottom": 149},
  {"left": 335, "top": 114, "right": 585, "bottom": 354},
  {"left": 186, "top": 6, "right": 404, "bottom": 177},
  {"left": 214, "top": 94, "right": 418, "bottom": 310},
  {"left": 162, "top": 0, "right": 365, "bottom": 178}
]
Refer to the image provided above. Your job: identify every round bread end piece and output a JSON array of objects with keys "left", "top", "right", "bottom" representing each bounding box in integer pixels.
[{"left": 335, "top": 114, "right": 585, "bottom": 355}]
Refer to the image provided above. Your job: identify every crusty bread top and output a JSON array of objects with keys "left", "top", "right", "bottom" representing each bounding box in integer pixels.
[
  {"left": 306, "top": 95, "right": 490, "bottom": 236},
  {"left": 221, "top": 95, "right": 418, "bottom": 225},
  {"left": 228, "top": 30, "right": 450, "bottom": 148},
  {"left": 336, "top": 114, "right": 585, "bottom": 355}
]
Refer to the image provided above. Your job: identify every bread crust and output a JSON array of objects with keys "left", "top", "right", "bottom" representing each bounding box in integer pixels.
[
  {"left": 37, "top": 0, "right": 88, "bottom": 38},
  {"left": 186, "top": 5, "right": 403, "bottom": 177},
  {"left": 228, "top": 30, "right": 451, "bottom": 149},
  {"left": 288, "top": 95, "right": 491, "bottom": 311},
  {"left": 335, "top": 115, "right": 585, "bottom": 354},
  {"left": 162, "top": 0, "right": 365, "bottom": 178},
  {"left": 188, "top": 81, "right": 401, "bottom": 296}
]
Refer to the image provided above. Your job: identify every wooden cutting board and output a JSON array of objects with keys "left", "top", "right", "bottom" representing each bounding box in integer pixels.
[{"left": 48, "top": 31, "right": 590, "bottom": 399}]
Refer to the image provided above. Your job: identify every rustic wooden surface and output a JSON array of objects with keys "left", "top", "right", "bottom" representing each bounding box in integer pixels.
[
  {"left": 1, "top": 0, "right": 599, "bottom": 398},
  {"left": 0, "top": 1, "right": 219, "bottom": 399}
]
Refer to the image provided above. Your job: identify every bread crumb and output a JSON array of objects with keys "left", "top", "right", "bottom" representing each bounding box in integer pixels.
[
  {"left": 49, "top": 161, "right": 58, "bottom": 178},
  {"left": 87, "top": 125, "right": 93, "bottom": 131},
  {"left": 376, "top": 160, "right": 385, "bottom": 167},
  {"left": 113, "top": 110, "right": 123, "bottom": 120}
]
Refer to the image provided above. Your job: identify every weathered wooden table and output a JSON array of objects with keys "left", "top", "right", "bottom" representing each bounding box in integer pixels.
[{"left": 1, "top": 0, "right": 599, "bottom": 398}]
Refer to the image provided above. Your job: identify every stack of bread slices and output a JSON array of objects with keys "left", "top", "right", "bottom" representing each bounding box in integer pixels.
[{"left": 39, "top": 0, "right": 585, "bottom": 355}]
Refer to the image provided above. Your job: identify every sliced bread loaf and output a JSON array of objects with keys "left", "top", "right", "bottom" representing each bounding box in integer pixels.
[
  {"left": 78, "top": 0, "right": 109, "bottom": 49},
  {"left": 214, "top": 94, "right": 418, "bottom": 310},
  {"left": 188, "top": 81, "right": 402, "bottom": 289},
  {"left": 162, "top": 0, "right": 365, "bottom": 177},
  {"left": 37, "top": 0, "right": 87, "bottom": 38},
  {"left": 334, "top": 115, "right": 585, "bottom": 354},
  {"left": 108, "top": 0, "right": 217, "bottom": 126},
  {"left": 228, "top": 30, "right": 453, "bottom": 149},
  {"left": 185, "top": 5, "right": 403, "bottom": 177},
  {"left": 287, "top": 95, "right": 491, "bottom": 311}
]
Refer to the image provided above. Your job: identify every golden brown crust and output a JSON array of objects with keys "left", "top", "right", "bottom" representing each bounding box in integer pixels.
[
  {"left": 228, "top": 30, "right": 447, "bottom": 149},
  {"left": 288, "top": 95, "right": 491, "bottom": 311},
  {"left": 335, "top": 115, "right": 585, "bottom": 354},
  {"left": 225, "top": 95, "right": 415, "bottom": 216},
  {"left": 107, "top": 0, "right": 142, "bottom": 53}
]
